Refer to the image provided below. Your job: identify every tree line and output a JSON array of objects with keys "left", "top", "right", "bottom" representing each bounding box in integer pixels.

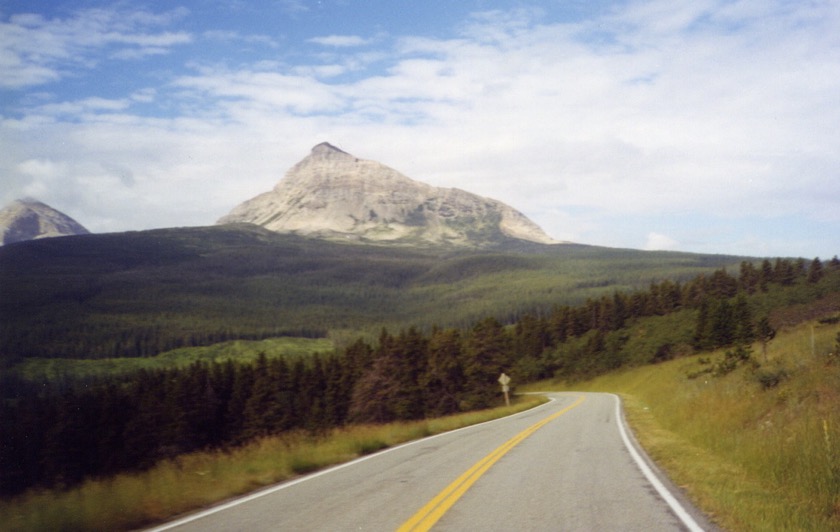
[
  {"left": 1, "top": 256, "right": 837, "bottom": 497},
  {"left": 0, "top": 322, "right": 514, "bottom": 496}
]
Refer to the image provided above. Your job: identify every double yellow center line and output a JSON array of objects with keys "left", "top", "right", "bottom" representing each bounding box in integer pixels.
[{"left": 398, "top": 394, "right": 586, "bottom": 531}]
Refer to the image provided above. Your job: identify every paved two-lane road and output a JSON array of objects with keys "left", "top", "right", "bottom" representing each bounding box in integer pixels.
[{"left": 150, "top": 393, "right": 716, "bottom": 531}]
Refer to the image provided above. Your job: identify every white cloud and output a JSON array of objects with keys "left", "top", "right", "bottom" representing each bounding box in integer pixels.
[
  {"left": 308, "top": 35, "right": 371, "bottom": 47},
  {"left": 203, "top": 30, "right": 278, "bottom": 48},
  {"left": 644, "top": 232, "right": 679, "bottom": 251},
  {"left": 35, "top": 97, "right": 131, "bottom": 116},
  {"left": 172, "top": 67, "right": 347, "bottom": 116},
  {"left": 0, "top": 7, "right": 191, "bottom": 89},
  {"left": 1, "top": 1, "right": 839, "bottom": 257},
  {"left": 277, "top": 0, "right": 309, "bottom": 15}
]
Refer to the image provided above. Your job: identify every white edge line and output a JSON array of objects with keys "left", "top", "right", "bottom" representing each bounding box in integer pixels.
[
  {"left": 611, "top": 393, "right": 706, "bottom": 532},
  {"left": 146, "top": 396, "right": 557, "bottom": 531}
]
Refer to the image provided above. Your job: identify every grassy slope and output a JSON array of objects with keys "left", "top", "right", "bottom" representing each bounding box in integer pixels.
[{"left": 556, "top": 320, "right": 840, "bottom": 531}]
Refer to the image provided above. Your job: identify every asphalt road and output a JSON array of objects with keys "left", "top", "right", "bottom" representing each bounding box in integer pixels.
[{"left": 149, "top": 393, "right": 716, "bottom": 531}]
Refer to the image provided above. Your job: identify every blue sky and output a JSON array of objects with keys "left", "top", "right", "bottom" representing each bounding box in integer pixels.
[{"left": 2, "top": 0, "right": 839, "bottom": 258}]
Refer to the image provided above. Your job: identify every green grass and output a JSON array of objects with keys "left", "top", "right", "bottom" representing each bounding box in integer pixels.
[
  {"left": 0, "top": 395, "right": 546, "bottom": 531},
  {"left": 531, "top": 319, "right": 840, "bottom": 531},
  {"left": 9, "top": 337, "right": 334, "bottom": 382}
]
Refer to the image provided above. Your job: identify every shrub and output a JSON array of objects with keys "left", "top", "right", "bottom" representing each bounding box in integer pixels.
[
  {"left": 754, "top": 367, "right": 789, "bottom": 390},
  {"left": 713, "top": 344, "right": 753, "bottom": 377}
]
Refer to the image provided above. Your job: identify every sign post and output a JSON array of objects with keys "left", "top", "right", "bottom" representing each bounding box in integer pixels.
[{"left": 498, "top": 372, "right": 511, "bottom": 407}]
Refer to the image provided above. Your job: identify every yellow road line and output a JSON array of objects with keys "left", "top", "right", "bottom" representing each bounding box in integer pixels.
[{"left": 397, "top": 394, "right": 586, "bottom": 532}]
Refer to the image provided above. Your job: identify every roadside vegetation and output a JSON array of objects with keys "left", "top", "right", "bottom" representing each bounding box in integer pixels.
[
  {"left": 0, "top": 396, "right": 545, "bottom": 532},
  {"left": 569, "top": 318, "right": 840, "bottom": 531}
]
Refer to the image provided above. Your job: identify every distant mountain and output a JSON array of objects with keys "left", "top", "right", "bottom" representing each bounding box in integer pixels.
[
  {"left": 0, "top": 198, "right": 89, "bottom": 245},
  {"left": 218, "top": 142, "right": 559, "bottom": 247}
]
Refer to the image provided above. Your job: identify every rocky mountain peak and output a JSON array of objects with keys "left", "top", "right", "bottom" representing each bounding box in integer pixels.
[
  {"left": 0, "top": 198, "right": 90, "bottom": 245},
  {"left": 310, "top": 142, "right": 350, "bottom": 157},
  {"left": 219, "top": 142, "right": 559, "bottom": 247}
]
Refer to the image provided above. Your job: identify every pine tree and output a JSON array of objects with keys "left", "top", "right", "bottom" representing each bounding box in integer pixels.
[
  {"left": 243, "top": 354, "right": 291, "bottom": 439},
  {"left": 757, "top": 317, "right": 776, "bottom": 361},
  {"left": 732, "top": 293, "right": 755, "bottom": 346},
  {"left": 759, "top": 259, "right": 774, "bottom": 290},
  {"left": 693, "top": 297, "right": 713, "bottom": 351},
  {"left": 710, "top": 298, "right": 735, "bottom": 348},
  {"left": 391, "top": 327, "right": 428, "bottom": 420},
  {"left": 423, "top": 328, "right": 466, "bottom": 415},
  {"left": 462, "top": 317, "right": 511, "bottom": 409},
  {"left": 739, "top": 261, "right": 760, "bottom": 294},
  {"left": 223, "top": 363, "right": 255, "bottom": 445},
  {"left": 774, "top": 258, "right": 796, "bottom": 286},
  {"left": 349, "top": 331, "right": 402, "bottom": 423},
  {"left": 322, "top": 355, "right": 350, "bottom": 427},
  {"left": 514, "top": 313, "right": 549, "bottom": 357},
  {"left": 807, "top": 257, "right": 824, "bottom": 284}
]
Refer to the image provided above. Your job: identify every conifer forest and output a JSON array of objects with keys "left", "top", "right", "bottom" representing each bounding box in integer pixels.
[{"left": 2, "top": 242, "right": 837, "bottom": 497}]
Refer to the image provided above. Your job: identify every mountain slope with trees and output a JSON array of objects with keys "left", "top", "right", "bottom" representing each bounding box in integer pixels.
[
  {"left": 0, "top": 224, "right": 743, "bottom": 362},
  {"left": 2, "top": 252, "right": 837, "bottom": 497}
]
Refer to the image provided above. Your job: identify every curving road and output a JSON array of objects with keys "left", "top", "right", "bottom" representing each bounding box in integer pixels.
[{"left": 149, "top": 393, "right": 716, "bottom": 531}]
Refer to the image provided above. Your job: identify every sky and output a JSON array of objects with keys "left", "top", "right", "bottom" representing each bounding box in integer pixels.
[{"left": 1, "top": 0, "right": 839, "bottom": 259}]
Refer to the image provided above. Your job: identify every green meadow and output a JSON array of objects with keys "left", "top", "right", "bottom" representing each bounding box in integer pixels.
[{"left": 10, "top": 337, "right": 333, "bottom": 382}]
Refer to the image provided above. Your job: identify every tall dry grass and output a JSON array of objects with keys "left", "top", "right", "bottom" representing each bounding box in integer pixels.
[{"left": 579, "top": 320, "right": 840, "bottom": 531}]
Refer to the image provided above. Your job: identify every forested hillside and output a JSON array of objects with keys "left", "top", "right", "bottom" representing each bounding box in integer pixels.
[
  {"left": 2, "top": 253, "right": 837, "bottom": 497},
  {"left": 0, "top": 224, "right": 742, "bottom": 361}
]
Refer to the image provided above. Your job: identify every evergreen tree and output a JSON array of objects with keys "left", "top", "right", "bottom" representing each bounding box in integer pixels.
[
  {"left": 657, "top": 280, "right": 682, "bottom": 314},
  {"left": 171, "top": 362, "right": 220, "bottom": 452},
  {"left": 693, "top": 298, "right": 713, "bottom": 351},
  {"left": 807, "top": 257, "right": 824, "bottom": 283},
  {"left": 757, "top": 317, "right": 776, "bottom": 362},
  {"left": 709, "top": 269, "right": 738, "bottom": 298},
  {"left": 514, "top": 313, "right": 550, "bottom": 357},
  {"left": 390, "top": 327, "right": 429, "bottom": 420},
  {"left": 349, "top": 331, "right": 402, "bottom": 423},
  {"left": 732, "top": 293, "right": 755, "bottom": 346},
  {"left": 322, "top": 355, "right": 350, "bottom": 427},
  {"left": 548, "top": 305, "right": 571, "bottom": 343},
  {"left": 774, "top": 258, "right": 796, "bottom": 286},
  {"left": 739, "top": 261, "right": 760, "bottom": 294},
  {"left": 462, "top": 318, "right": 511, "bottom": 409},
  {"left": 423, "top": 328, "right": 466, "bottom": 415},
  {"left": 223, "top": 363, "right": 255, "bottom": 445},
  {"left": 759, "top": 259, "right": 774, "bottom": 290},
  {"left": 242, "top": 354, "right": 291, "bottom": 439},
  {"left": 94, "top": 383, "right": 130, "bottom": 475},
  {"left": 710, "top": 298, "right": 735, "bottom": 348}
]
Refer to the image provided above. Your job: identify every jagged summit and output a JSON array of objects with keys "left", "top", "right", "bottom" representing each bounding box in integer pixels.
[
  {"left": 0, "top": 198, "right": 90, "bottom": 245},
  {"left": 218, "top": 142, "right": 559, "bottom": 247},
  {"left": 310, "top": 142, "right": 349, "bottom": 156}
]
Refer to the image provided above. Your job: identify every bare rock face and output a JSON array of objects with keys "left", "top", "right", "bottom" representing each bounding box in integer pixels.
[
  {"left": 0, "top": 198, "right": 90, "bottom": 245},
  {"left": 218, "top": 142, "right": 558, "bottom": 247}
]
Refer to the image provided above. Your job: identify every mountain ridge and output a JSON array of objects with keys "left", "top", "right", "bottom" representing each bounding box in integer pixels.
[{"left": 218, "top": 142, "right": 560, "bottom": 247}]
